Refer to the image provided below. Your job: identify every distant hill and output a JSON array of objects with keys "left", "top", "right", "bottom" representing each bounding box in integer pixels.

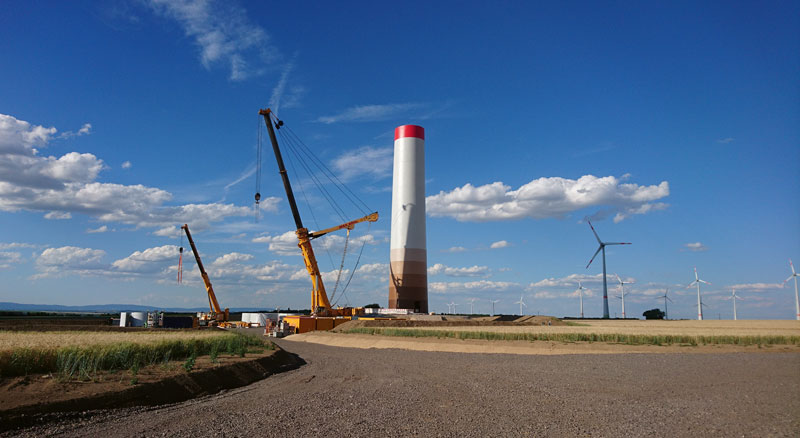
[{"left": 0, "top": 302, "right": 276, "bottom": 313}]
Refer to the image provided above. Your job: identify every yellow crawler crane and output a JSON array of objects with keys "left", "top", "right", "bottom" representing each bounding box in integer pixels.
[
  {"left": 259, "top": 108, "right": 378, "bottom": 318},
  {"left": 181, "top": 224, "right": 230, "bottom": 326}
]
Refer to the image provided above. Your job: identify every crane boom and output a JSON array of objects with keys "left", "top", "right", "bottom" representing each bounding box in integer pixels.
[
  {"left": 181, "top": 224, "right": 229, "bottom": 322},
  {"left": 259, "top": 108, "right": 377, "bottom": 315}
]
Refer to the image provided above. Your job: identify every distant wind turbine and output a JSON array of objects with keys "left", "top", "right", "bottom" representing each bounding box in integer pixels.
[
  {"left": 451, "top": 302, "right": 459, "bottom": 315},
  {"left": 687, "top": 267, "right": 711, "bottom": 320},
  {"left": 615, "top": 273, "right": 635, "bottom": 319},
  {"left": 656, "top": 288, "right": 672, "bottom": 320},
  {"left": 727, "top": 289, "right": 743, "bottom": 320},
  {"left": 575, "top": 281, "right": 586, "bottom": 318},
  {"left": 467, "top": 298, "right": 477, "bottom": 315},
  {"left": 514, "top": 294, "right": 527, "bottom": 316},
  {"left": 489, "top": 299, "right": 500, "bottom": 316},
  {"left": 585, "top": 221, "right": 631, "bottom": 319},
  {"left": 783, "top": 259, "right": 800, "bottom": 321}
]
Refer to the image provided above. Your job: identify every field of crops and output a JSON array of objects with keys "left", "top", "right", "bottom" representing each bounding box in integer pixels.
[
  {"left": 400, "top": 319, "right": 800, "bottom": 337},
  {"left": 0, "top": 329, "right": 271, "bottom": 379}
]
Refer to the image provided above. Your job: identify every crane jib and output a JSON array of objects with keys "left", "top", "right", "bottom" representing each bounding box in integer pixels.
[{"left": 260, "top": 108, "right": 304, "bottom": 231}]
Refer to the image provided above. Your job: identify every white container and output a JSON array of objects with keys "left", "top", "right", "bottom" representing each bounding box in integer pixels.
[{"left": 129, "top": 312, "right": 146, "bottom": 327}]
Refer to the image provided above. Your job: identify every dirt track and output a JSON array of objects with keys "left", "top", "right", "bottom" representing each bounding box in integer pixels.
[{"left": 6, "top": 340, "right": 799, "bottom": 437}]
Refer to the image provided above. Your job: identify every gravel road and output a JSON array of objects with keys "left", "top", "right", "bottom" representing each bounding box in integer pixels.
[{"left": 7, "top": 340, "right": 799, "bottom": 437}]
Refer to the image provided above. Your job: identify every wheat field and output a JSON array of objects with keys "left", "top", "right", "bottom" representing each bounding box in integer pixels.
[
  {"left": 0, "top": 330, "right": 229, "bottom": 351},
  {"left": 398, "top": 319, "right": 800, "bottom": 337}
]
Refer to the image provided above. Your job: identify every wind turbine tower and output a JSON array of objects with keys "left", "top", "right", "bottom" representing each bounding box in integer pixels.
[
  {"left": 783, "top": 259, "right": 800, "bottom": 321},
  {"left": 657, "top": 288, "right": 672, "bottom": 320},
  {"left": 585, "top": 221, "right": 631, "bottom": 319},
  {"left": 514, "top": 294, "right": 527, "bottom": 316},
  {"left": 489, "top": 299, "right": 500, "bottom": 316},
  {"left": 687, "top": 267, "right": 711, "bottom": 320},
  {"left": 467, "top": 298, "right": 477, "bottom": 314},
  {"left": 575, "top": 281, "right": 585, "bottom": 318},
  {"left": 728, "top": 289, "right": 743, "bottom": 320},
  {"left": 615, "top": 273, "right": 635, "bottom": 319}
]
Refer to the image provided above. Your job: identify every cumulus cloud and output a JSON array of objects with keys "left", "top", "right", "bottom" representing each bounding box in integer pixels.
[
  {"left": 0, "top": 113, "right": 263, "bottom": 230},
  {"left": 426, "top": 175, "right": 669, "bottom": 223},
  {"left": 317, "top": 103, "right": 425, "bottom": 124},
  {"left": 112, "top": 245, "right": 179, "bottom": 272},
  {"left": 443, "top": 246, "right": 467, "bottom": 253},
  {"left": 429, "top": 280, "right": 519, "bottom": 294},
  {"left": 34, "top": 246, "right": 107, "bottom": 278},
  {"left": 253, "top": 230, "right": 299, "bottom": 255},
  {"left": 0, "top": 242, "right": 37, "bottom": 250},
  {"left": 357, "top": 263, "right": 388, "bottom": 275},
  {"left": 331, "top": 146, "right": 393, "bottom": 181},
  {"left": 428, "top": 263, "right": 489, "bottom": 277},
  {"left": 212, "top": 252, "right": 254, "bottom": 266},
  {"left": 146, "top": 0, "right": 279, "bottom": 81},
  {"left": 490, "top": 240, "right": 509, "bottom": 249},
  {"left": 121, "top": 161, "right": 132, "bottom": 169},
  {"left": 86, "top": 225, "right": 109, "bottom": 233},
  {"left": 683, "top": 242, "right": 708, "bottom": 252}
]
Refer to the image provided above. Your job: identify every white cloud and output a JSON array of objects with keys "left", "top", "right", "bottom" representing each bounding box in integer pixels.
[
  {"left": 357, "top": 263, "right": 388, "bottom": 275},
  {"left": 732, "top": 283, "right": 784, "bottom": 293},
  {"left": 316, "top": 103, "right": 425, "bottom": 124},
  {"left": 426, "top": 175, "right": 669, "bottom": 223},
  {"left": 428, "top": 263, "right": 489, "bottom": 277},
  {"left": 212, "top": 252, "right": 254, "bottom": 266},
  {"left": 0, "top": 251, "right": 22, "bottom": 269},
  {"left": 429, "top": 280, "right": 519, "bottom": 294},
  {"left": 34, "top": 246, "right": 107, "bottom": 278},
  {"left": 530, "top": 273, "right": 605, "bottom": 288},
  {"left": 0, "top": 114, "right": 260, "bottom": 229},
  {"left": 683, "top": 242, "right": 708, "bottom": 252},
  {"left": 153, "top": 226, "right": 179, "bottom": 237},
  {"left": 59, "top": 123, "right": 92, "bottom": 139},
  {"left": 0, "top": 242, "right": 37, "bottom": 250},
  {"left": 112, "top": 245, "right": 179, "bottom": 272},
  {"left": 443, "top": 246, "right": 467, "bottom": 253},
  {"left": 121, "top": 160, "right": 132, "bottom": 169},
  {"left": 490, "top": 240, "right": 509, "bottom": 249},
  {"left": 269, "top": 55, "right": 303, "bottom": 114},
  {"left": 716, "top": 138, "right": 735, "bottom": 144},
  {"left": 331, "top": 146, "right": 393, "bottom": 181},
  {"left": 253, "top": 230, "right": 299, "bottom": 255},
  {"left": 44, "top": 211, "right": 72, "bottom": 220},
  {"left": 86, "top": 225, "right": 109, "bottom": 233},
  {"left": 147, "top": 0, "right": 279, "bottom": 81}
]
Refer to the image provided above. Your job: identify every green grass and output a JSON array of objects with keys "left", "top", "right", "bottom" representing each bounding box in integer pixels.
[
  {"left": 0, "top": 332, "right": 273, "bottom": 380},
  {"left": 342, "top": 327, "right": 800, "bottom": 347}
]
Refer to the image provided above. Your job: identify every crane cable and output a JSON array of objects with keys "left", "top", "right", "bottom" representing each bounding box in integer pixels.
[{"left": 332, "top": 220, "right": 372, "bottom": 308}]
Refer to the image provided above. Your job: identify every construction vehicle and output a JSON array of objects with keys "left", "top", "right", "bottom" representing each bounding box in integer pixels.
[
  {"left": 259, "top": 108, "right": 378, "bottom": 321},
  {"left": 181, "top": 224, "right": 230, "bottom": 326}
]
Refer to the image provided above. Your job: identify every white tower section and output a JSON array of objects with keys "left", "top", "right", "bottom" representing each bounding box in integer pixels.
[{"left": 389, "top": 125, "right": 427, "bottom": 313}]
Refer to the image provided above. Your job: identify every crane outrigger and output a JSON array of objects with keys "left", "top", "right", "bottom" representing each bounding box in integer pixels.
[{"left": 259, "top": 108, "right": 378, "bottom": 316}]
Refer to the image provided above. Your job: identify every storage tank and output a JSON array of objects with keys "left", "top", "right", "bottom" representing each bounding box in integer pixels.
[{"left": 129, "top": 312, "right": 146, "bottom": 327}]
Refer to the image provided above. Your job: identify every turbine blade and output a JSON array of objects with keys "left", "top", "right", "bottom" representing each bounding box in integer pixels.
[
  {"left": 586, "top": 245, "right": 602, "bottom": 269},
  {"left": 588, "top": 221, "right": 602, "bottom": 244},
  {"left": 686, "top": 281, "right": 696, "bottom": 289},
  {"left": 666, "top": 297, "right": 673, "bottom": 302},
  {"left": 791, "top": 259, "right": 796, "bottom": 275},
  {"left": 606, "top": 242, "right": 632, "bottom": 245},
  {"left": 785, "top": 276, "right": 794, "bottom": 285},
  {"left": 699, "top": 280, "right": 711, "bottom": 285},
  {"left": 694, "top": 267, "right": 699, "bottom": 281}
]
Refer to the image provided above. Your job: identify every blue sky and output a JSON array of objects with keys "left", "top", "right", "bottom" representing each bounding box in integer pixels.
[{"left": 1, "top": 1, "right": 798, "bottom": 319}]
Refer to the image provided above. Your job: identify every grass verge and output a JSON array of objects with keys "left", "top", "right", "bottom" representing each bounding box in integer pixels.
[
  {"left": 341, "top": 327, "right": 800, "bottom": 347},
  {"left": 0, "top": 332, "right": 272, "bottom": 380}
]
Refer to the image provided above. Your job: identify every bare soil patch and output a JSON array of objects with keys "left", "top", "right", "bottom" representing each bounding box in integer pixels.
[{"left": 0, "top": 347, "right": 303, "bottom": 433}]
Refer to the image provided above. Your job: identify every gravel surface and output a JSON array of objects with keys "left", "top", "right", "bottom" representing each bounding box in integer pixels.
[{"left": 6, "top": 340, "right": 799, "bottom": 437}]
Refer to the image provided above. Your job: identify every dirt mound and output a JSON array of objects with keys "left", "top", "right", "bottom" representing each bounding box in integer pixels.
[
  {"left": 333, "top": 316, "right": 565, "bottom": 331},
  {"left": 0, "top": 347, "right": 304, "bottom": 432}
]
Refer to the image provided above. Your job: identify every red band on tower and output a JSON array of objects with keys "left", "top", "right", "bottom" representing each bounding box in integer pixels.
[{"left": 395, "top": 125, "right": 425, "bottom": 140}]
